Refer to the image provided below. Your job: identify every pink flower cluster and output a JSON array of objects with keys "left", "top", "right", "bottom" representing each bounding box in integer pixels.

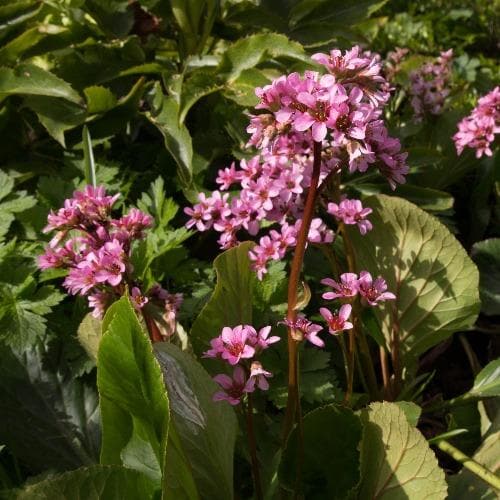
[
  {"left": 38, "top": 185, "right": 181, "bottom": 325},
  {"left": 321, "top": 271, "right": 396, "bottom": 306},
  {"left": 384, "top": 47, "right": 409, "bottom": 82},
  {"left": 409, "top": 49, "right": 453, "bottom": 121},
  {"left": 204, "top": 325, "right": 279, "bottom": 405},
  {"left": 453, "top": 86, "right": 500, "bottom": 158},
  {"left": 184, "top": 46, "right": 408, "bottom": 280},
  {"left": 327, "top": 198, "right": 373, "bottom": 235}
]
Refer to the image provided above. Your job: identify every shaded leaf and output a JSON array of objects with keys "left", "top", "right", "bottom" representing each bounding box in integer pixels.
[
  {"left": 77, "top": 313, "right": 102, "bottom": 362},
  {"left": 468, "top": 359, "right": 500, "bottom": 398},
  {"left": 84, "top": 85, "right": 118, "bottom": 114},
  {"left": 471, "top": 239, "right": 500, "bottom": 316}
]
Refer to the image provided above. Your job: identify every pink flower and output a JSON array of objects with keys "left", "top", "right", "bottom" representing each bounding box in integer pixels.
[
  {"left": 213, "top": 366, "right": 249, "bottom": 405},
  {"left": 327, "top": 199, "right": 373, "bottom": 235},
  {"left": 88, "top": 290, "right": 113, "bottom": 318},
  {"left": 131, "top": 287, "right": 148, "bottom": 310},
  {"left": 92, "top": 240, "right": 126, "bottom": 287},
  {"left": 320, "top": 304, "right": 353, "bottom": 335},
  {"left": 219, "top": 325, "right": 256, "bottom": 365},
  {"left": 281, "top": 316, "right": 324, "bottom": 348},
  {"left": 216, "top": 162, "right": 241, "bottom": 190},
  {"left": 245, "top": 361, "right": 272, "bottom": 391},
  {"left": 113, "top": 209, "right": 153, "bottom": 239},
  {"left": 247, "top": 325, "right": 280, "bottom": 351},
  {"left": 203, "top": 337, "right": 225, "bottom": 359},
  {"left": 321, "top": 273, "right": 359, "bottom": 300},
  {"left": 357, "top": 271, "right": 396, "bottom": 306},
  {"left": 64, "top": 259, "right": 97, "bottom": 295}
]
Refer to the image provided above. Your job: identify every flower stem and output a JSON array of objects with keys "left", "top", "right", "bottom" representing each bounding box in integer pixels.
[
  {"left": 283, "top": 140, "right": 322, "bottom": 442},
  {"left": 435, "top": 440, "right": 500, "bottom": 491},
  {"left": 245, "top": 395, "right": 263, "bottom": 500}
]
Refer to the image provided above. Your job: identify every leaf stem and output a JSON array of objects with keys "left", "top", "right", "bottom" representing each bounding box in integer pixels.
[
  {"left": 245, "top": 395, "right": 263, "bottom": 500},
  {"left": 282, "top": 140, "right": 322, "bottom": 442},
  {"left": 435, "top": 439, "right": 500, "bottom": 491}
]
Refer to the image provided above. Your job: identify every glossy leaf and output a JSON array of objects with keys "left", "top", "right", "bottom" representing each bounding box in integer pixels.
[
  {"left": 358, "top": 402, "right": 447, "bottom": 499},
  {"left": 347, "top": 195, "right": 480, "bottom": 372},
  {"left": 190, "top": 242, "right": 255, "bottom": 356},
  {"left": 154, "top": 343, "right": 236, "bottom": 500}
]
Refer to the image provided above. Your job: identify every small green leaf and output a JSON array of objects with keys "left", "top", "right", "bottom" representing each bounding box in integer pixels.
[
  {"left": 82, "top": 126, "right": 97, "bottom": 188},
  {"left": 77, "top": 313, "right": 102, "bottom": 362},
  {"left": 393, "top": 401, "right": 422, "bottom": 427},
  {"left": 358, "top": 402, "right": 447, "bottom": 499},
  {"left": 279, "top": 405, "right": 362, "bottom": 498},
  {"left": 190, "top": 242, "right": 255, "bottom": 356},
  {"left": 469, "top": 359, "right": 500, "bottom": 398},
  {"left": 17, "top": 464, "right": 158, "bottom": 500},
  {"left": 84, "top": 85, "right": 118, "bottom": 114}
]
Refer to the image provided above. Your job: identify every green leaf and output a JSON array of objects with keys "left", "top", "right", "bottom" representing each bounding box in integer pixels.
[
  {"left": 0, "top": 63, "right": 81, "bottom": 103},
  {"left": 223, "top": 68, "right": 270, "bottom": 108},
  {"left": 279, "top": 405, "right": 362, "bottom": 498},
  {"left": 145, "top": 83, "right": 193, "bottom": 187},
  {"left": 190, "top": 242, "right": 255, "bottom": 356},
  {"left": 0, "top": 1, "right": 41, "bottom": 39},
  {"left": 358, "top": 402, "right": 447, "bottom": 499},
  {"left": 98, "top": 297, "right": 198, "bottom": 498},
  {"left": 219, "top": 33, "right": 308, "bottom": 82},
  {"left": 347, "top": 195, "right": 480, "bottom": 373},
  {"left": 98, "top": 297, "right": 169, "bottom": 483},
  {"left": 471, "top": 239, "right": 500, "bottom": 316},
  {"left": 25, "top": 96, "right": 86, "bottom": 147},
  {"left": 17, "top": 465, "right": 158, "bottom": 500},
  {"left": 468, "top": 360, "right": 500, "bottom": 398},
  {"left": 393, "top": 401, "right": 422, "bottom": 427},
  {"left": 154, "top": 343, "right": 236, "bottom": 500},
  {"left": 137, "top": 176, "right": 179, "bottom": 227},
  {"left": 82, "top": 126, "right": 97, "bottom": 187},
  {"left": 447, "top": 430, "right": 500, "bottom": 500},
  {"left": 77, "top": 312, "right": 102, "bottom": 362},
  {"left": 84, "top": 85, "right": 118, "bottom": 114},
  {"left": 0, "top": 340, "right": 100, "bottom": 473}
]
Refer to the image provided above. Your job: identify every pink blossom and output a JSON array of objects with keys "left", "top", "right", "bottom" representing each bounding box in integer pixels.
[
  {"left": 247, "top": 325, "right": 280, "bottom": 351},
  {"left": 131, "top": 287, "right": 148, "bottom": 310},
  {"left": 320, "top": 304, "right": 353, "bottom": 335},
  {"left": 88, "top": 290, "right": 112, "bottom": 318},
  {"left": 113, "top": 209, "right": 153, "bottom": 239},
  {"left": 282, "top": 316, "right": 325, "bottom": 348},
  {"left": 327, "top": 198, "right": 373, "bottom": 235},
  {"left": 245, "top": 361, "right": 272, "bottom": 391},
  {"left": 357, "top": 271, "right": 396, "bottom": 306},
  {"left": 321, "top": 273, "right": 359, "bottom": 300},
  {"left": 216, "top": 162, "right": 241, "bottom": 190},
  {"left": 213, "top": 366, "right": 249, "bottom": 405},
  {"left": 219, "top": 325, "right": 256, "bottom": 365}
]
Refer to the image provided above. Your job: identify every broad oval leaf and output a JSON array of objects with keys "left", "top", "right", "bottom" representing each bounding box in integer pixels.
[
  {"left": 347, "top": 195, "right": 480, "bottom": 372},
  {"left": 17, "top": 464, "right": 157, "bottom": 500},
  {"left": 279, "top": 405, "right": 362, "bottom": 499},
  {"left": 358, "top": 402, "right": 447, "bottom": 499},
  {"left": 154, "top": 343, "right": 237, "bottom": 500},
  {"left": 190, "top": 241, "right": 255, "bottom": 356}
]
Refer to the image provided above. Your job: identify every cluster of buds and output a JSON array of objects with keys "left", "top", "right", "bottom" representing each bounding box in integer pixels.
[
  {"left": 383, "top": 47, "right": 409, "bottom": 82},
  {"left": 39, "top": 185, "right": 181, "bottom": 331},
  {"left": 453, "top": 86, "right": 499, "bottom": 158},
  {"left": 203, "top": 325, "right": 279, "bottom": 405},
  {"left": 409, "top": 49, "right": 453, "bottom": 121},
  {"left": 184, "top": 46, "right": 408, "bottom": 280}
]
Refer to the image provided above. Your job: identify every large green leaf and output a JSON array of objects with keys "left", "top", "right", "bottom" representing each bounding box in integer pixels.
[
  {"left": 471, "top": 239, "right": 500, "bottom": 316},
  {"left": 347, "top": 195, "right": 480, "bottom": 372},
  {"left": 0, "top": 63, "right": 81, "bottom": 103},
  {"left": 154, "top": 343, "right": 236, "bottom": 500},
  {"left": 190, "top": 242, "right": 255, "bottom": 356},
  {"left": 97, "top": 297, "right": 198, "bottom": 498},
  {"left": 358, "top": 402, "right": 447, "bottom": 499},
  {"left": 0, "top": 340, "right": 100, "bottom": 473},
  {"left": 17, "top": 464, "right": 157, "bottom": 500},
  {"left": 218, "top": 33, "right": 308, "bottom": 82},
  {"left": 98, "top": 297, "right": 169, "bottom": 483},
  {"left": 279, "top": 405, "right": 362, "bottom": 498}
]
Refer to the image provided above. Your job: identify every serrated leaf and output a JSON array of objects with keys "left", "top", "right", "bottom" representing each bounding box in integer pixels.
[
  {"left": 145, "top": 83, "right": 193, "bottom": 187},
  {"left": 0, "top": 340, "right": 100, "bottom": 473},
  {"left": 358, "top": 402, "right": 447, "bottom": 499},
  {"left": 347, "top": 195, "right": 479, "bottom": 373},
  {"left": 17, "top": 464, "right": 157, "bottom": 500},
  {"left": 280, "top": 405, "right": 362, "bottom": 498},
  {"left": 0, "top": 63, "right": 81, "bottom": 103},
  {"left": 154, "top": 343, "right": 236, "bottom": 500},
  {"left": 190, "top": 242, "right": 255, "bottom": 356},
  {"left": 471, "top": 239, "right": 500, "bottom": 316}
]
